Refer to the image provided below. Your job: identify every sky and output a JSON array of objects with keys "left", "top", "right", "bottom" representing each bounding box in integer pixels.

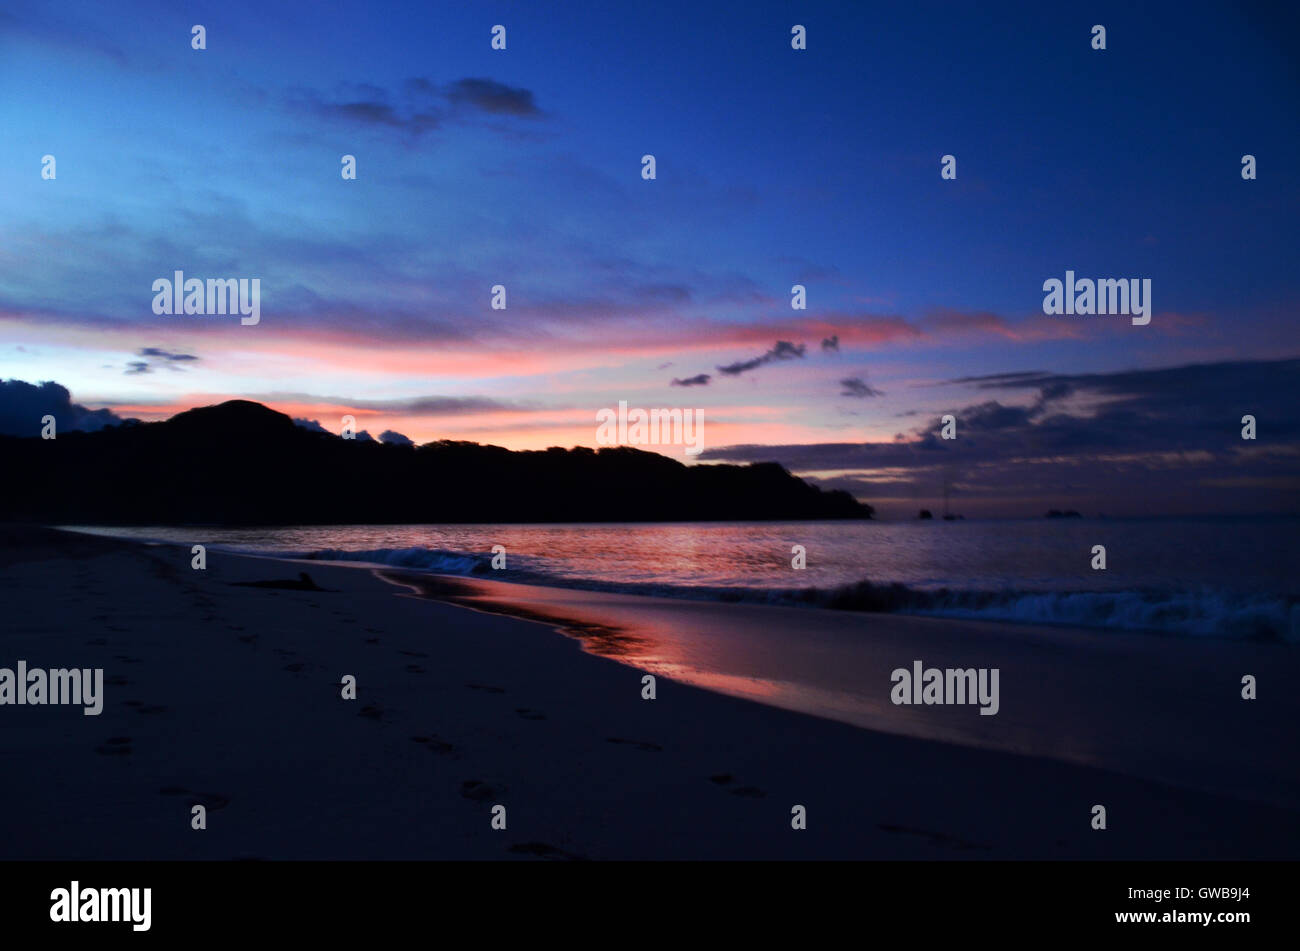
[{"left": 1, "top": 0, "right": 1297, "bottom": 517}]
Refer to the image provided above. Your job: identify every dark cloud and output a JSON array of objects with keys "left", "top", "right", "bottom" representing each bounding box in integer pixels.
[
  {"left": 139, "top": 347, "right": 199, "bottom": 362},
  {"left": 717, "top": 340, "right": 807, "bottom": 376},
  {"left": 446, "top": 78, "right": 541, "bottom": 117},
  {"left": 1038, "top": 380, "right": 1073, "bottom": 402},
  {"left": 952, "top": 359, "right": 1300, "bottom": 436},
  {"left": 950, "top": 370, "right": 1048, "bottom": 385},
  {"left": 672, "top": 374, "right": 711, "bottom": 387},
  {"left": 840, "top": 376, "right": 883, "bottom": 398},
  {"left": 821, "top": 335, "right": 839, "bottom": 352},
  {"left": 127, "top": 347, "right": 200, "bottom": 375},
  {"left": 717, "top": 356, "right": 767, "bottom": 376},
  {"left": 0, "top": 380, "right": 129, "bottom": 436},
  {"left": 700, "top": 358, "right": 1300, "bottom": 515},
  {"left": 314, "top": 98, "right": 440, "bottom": 133},
  {"left": 942, "top": 399, "right": 1039, "bottom": 432},
  {"left": 290, "top": 76, "right": 542, "bottom": 135}
]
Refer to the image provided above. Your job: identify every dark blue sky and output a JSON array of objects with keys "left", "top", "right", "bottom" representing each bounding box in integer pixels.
[{"left": 1, "top": 0, "right": 1297, "bottom": 514}]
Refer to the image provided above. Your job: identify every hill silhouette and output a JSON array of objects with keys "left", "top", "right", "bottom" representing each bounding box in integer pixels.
[{"left": 0, "top": 400, "right": 873, "bottom": 525}]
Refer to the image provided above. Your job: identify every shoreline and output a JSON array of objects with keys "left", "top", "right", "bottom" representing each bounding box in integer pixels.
[
  {"left": 2, "top": 526, "right": 1297, "bottom": 860},
  {"left": 55, "top": 523, "right": 1300, "bottom": 644},
  {"left": 376, "top": 567, "right": 1300, "bottom": 811}
]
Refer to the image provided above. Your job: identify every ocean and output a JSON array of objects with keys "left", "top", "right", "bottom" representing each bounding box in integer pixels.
[{"left": 67, "top": 516, "right": 1299, "bottom": 640}]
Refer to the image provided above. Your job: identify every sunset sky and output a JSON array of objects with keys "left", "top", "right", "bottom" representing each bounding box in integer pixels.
[{"left": 2, "top": 0, "right": 1297, "bottom": 516}]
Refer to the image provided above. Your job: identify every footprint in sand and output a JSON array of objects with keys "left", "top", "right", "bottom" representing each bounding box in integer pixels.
[
  {"left": 708, "top": 773, "right": 764, "bottom": 797},
  {"left": 95, "top": 736, "right": 132, "bottom": 756},
  {"left": 460, "top": 780, "right": 496, "bottom": 802},
  {"left": 358, "top": 703, "right": 384, "bottom": 720},
  {"left": 515, "top": 708, "right": 547, "bottom": 721},
  {"left": 605, "top": 737, "right": 663, "bottom": 752}
]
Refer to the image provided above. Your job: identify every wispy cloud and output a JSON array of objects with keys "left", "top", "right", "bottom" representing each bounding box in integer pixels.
[
  {"left": 717, "top": 340, "right": 807, "bottom": 377},
  {"left": 446, "top": 78, "right": 542, "bottom": 117},
  {"left": 139, "top": 347, "right": 199, "bottom": 363},
  {"left": 840, "top": 376, "right": 883, "bottom": 398},
  {"left": 671, "top": 374, "right": 711, "bottom": 387},
  {"left": 287, "top": 76, "right": 543, "bottom": 136},
  {"left": 717, "top": 357, "right": 1298, "bottom": 465}
]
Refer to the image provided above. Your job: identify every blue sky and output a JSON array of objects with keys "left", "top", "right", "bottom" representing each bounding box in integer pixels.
[{"left": 1, "top": 0, "right": 1297, "bottom": 515}]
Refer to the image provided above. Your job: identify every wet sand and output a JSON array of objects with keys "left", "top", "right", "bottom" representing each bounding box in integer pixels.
[{"left": 1, "top": 527, "right": 1296, "bottom": 860}]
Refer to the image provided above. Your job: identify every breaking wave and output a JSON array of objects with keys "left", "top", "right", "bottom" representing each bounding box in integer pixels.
[{"left": 280, "top": 545, "right": 1298, "bottom": 642}]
